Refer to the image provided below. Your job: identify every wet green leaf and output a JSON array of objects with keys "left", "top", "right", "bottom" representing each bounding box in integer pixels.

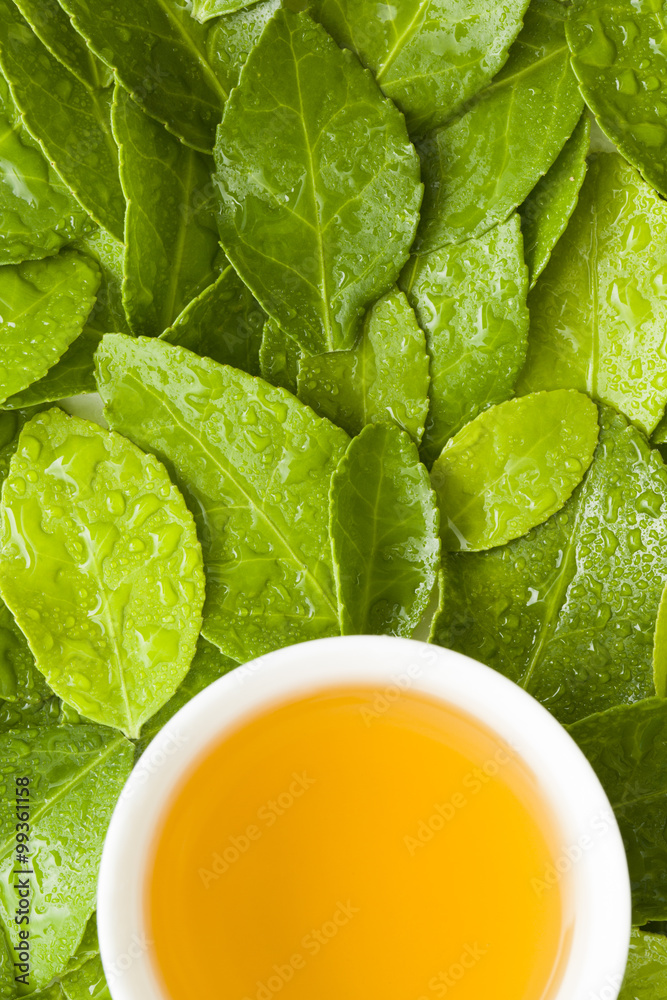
[
  {"left": 568, "top": 699, "right": 667, "bottom": 923},
  {"left": 64, "top": 913, "right": 99, "bottom": 974},
  {"left": 518, "top": 153, "right": 667, "bottom": 437},
  {"left": 112, "top": 86, "right": 220, "bottom": 338},
  {"left": 618, "top": 928, "right": 667, "bottom": 999},
  {"left": 0, "top": 725, "right": 133, "bottom": 996},
  {"left": 0, "top": 251, "right": 100, "bottom": 406},
  {"left": 432, "top": 407, "right": 667, "bottom": 724},
  {"left": 259, "top": 320, "right": 301, "bottom": 395},
  {"left": 520, "top": 114, "right": 590, "bottom": 288},
  {"left": 653, "top": 582, "right": 667, "bottom": 699},
  {"left": 0, "top": 0, "right": 125, "bottom": 240},
  {"left": 400, "top": 215, "right": 529, "bottom": 466},
  {"left": 60, "top": 955, "right": 110, "bottom": 1000},
  {"left": 416, "top": 0, "right": 583, "bottom": 252},
  {"left": 2, "top": 329, "right": 103, "bottom": 410},
  {"left": 57, "top": 0, "right": 226, "bottom": 152},
  {"left": 0, "top": 408, "right": 205, "bottom": 738},
  {"left": 298, "top": 288, "right": 430, "bottom": 445},
  {"left": 206, "top": 0, "right": 280, "bottom": 96},
  {"left": 431, "top": 390, "right": 599, "bottom": 552},
  {"left": 567, "top": 0, "right": 667, "bottom": 198},
  {"left": 193, "top": 0, "right": 255, "bottom": 19},
  {"left": 73, "top": 227, "right": 130, "bottom": 335},
  {"left": 14, "top": 0, "right": 111, "bottom": 88},
  {"left": 96, "top": 334, "right": 348, "bottom": 662},
  {"left": 213, "top": 8, "right": 423, "bottom": 355},
  {"left": 331, "top": 423, "right": 440, "bottom": 636}
]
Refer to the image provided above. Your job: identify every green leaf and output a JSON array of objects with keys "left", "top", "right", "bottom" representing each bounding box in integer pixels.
[
  {"left": 568, "top": 699, "right": 667, "bottom": 923},
  {"left": 400, "top": 215, "right": 529, "bottom": 466},
  {"left": 432, "top": 406, "right": 667, "bottom": 724},
  {"left": 2, "top": 329, "right": 104, "bottom": 410},
  {"left": 416, "top": 0, "right": 583, "bottom": 252},
  {"left": 112, "top": 86, "right": 220, "bottom": 338},
  {"left": 619, "top": 928, "right": 667, "bottom": 999},
  {"left": 652, "top": 415, "right": 667, "bottom": 447},
  {"left": 259, "top": 319, "right": 301, "bottom": 395},
  {"left": 518, "top": 153, "right": 667, "bottom": 437},
  {"left": 96, "top": 334, "right": 348, "bottom": 662},
  {"left": 0, "top": 0, "right": 125, "bottom": 240},
  {"left": 57, "top": 0, "right": 226, "bottom": 152},
  {"left": 0, "top": 250, "right": 101, "bottom": 406},
  {"left": 331, "top": 423, "right": 440, "bottom": 636},
  {"left": 193, "top": 0, "right": 257, "bottom": 20},
  {"left": 13, "top": 0, "right": 111, "bottom": 88},
  {"left": 431, "top": 390, "right": 599, "bottom": 552},
  {"left": 0, "top": 725, "right": 133, "bottom": 996},
  {"left": 0, "top": 408, "right": 206, "bottom": 738},
  {"left": 0, "top": 691, "right": 79, "bottom": 735},
  {"left": 206, "top": 0, "right": 280, "bottom": 96},
  {"left": 73, "top": 227, "right": 130, "bottom": 335},
  {"left": 566, "top": 0, "right": 667, "bottom": 198},
  {"left": 520, "top": 113, "right": 590, "bottom": 288},
  {"left": 310, "top": 0, "right": 530, "bottom": 136},
  {"left": 213, "top": 8, "right": 423, "bottom": 356},
  {"left": 161, "top": 262, "right": 265, "bottom": 376},
  {"left": 298, "top": 288, "right": 430, "bottom": 444},
  {"left": 653, "top": 582, "right": 667, "bottom": 699},
  {"left": 64, "top": 913, "right": 99, "bottom": 974},
  {"left": 61, "top": 955, "right": 110, "bottom": 1000}
]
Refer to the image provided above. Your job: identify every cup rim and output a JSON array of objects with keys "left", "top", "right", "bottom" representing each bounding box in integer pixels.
[{"left": 97, "top": 635, "right": 631, "bottom": 1000}]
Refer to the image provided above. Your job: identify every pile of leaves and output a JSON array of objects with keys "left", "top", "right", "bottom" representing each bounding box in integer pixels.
[{"left": 0, "top": 0, "right": 666, "bottom": 996}]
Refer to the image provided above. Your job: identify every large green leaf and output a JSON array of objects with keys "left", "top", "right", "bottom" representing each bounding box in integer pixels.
[
  {"left": 0, "top": 725, "right": 133, "bottom": 996},
  {"left": 568, "top": 699, "right": 667, "bottom": 923},
  {"left": 206, "top": 0, "right": 281, "bottom": 97},
  {"left": 1, "top": 330, "right": 103, "bottom": 410},
  {"left": 431, "top": 390, "right": 599, "bottom": 552},
  {"left": 400, "top": 215, "right": 529, "bottom": 466},
  {"left": 0, "top": 251, "right": 100, "bottom": 406},
  {"left": 112, "top": 86, "right": 220, "bottom": 338},
  {"left": 13, "top": 0, "right": 111, "bottom": 88},
  {"left": 619, "top": 928, "right": 667, "bottom": 999},
  {"left": 331, "top": 423, "right": 440, "bottom": 636},
  {"left": 567, "top": 0, "right": 667, "bottom": 198},
  {"left": 416, "top": 0, "right": 583, "bottom": 252},
  {"left": 96, "top": 334, "right": 348, "bottom": 662},
  {"left": 0, "top": 408, "right": 205, "bottom": 738},
  {"left": 520, "top": 113, "right": 590, "bottom": 288},
  {"left": 57, "top": 0, "right": 226, "bottom": 152},
  {"left": 432, "top": 406, "right": 667, "bottom": 725},
  {"left": 298, "top": 288, "right": 430, "bottom": 444},
  {"left": 0, "top": 1, "right": 124, "bottom": 240},
  {"left": 213, "top": 8, "right": 423, "bottom": 356},
  {"left": 518, "top": 153, "right": 667, "bottom": 437}
]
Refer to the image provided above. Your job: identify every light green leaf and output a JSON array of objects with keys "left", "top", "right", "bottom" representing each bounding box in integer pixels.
[
  {"left": 1, "top": 329, "right": 104, "bottom": 410},
  {"left": 310, "top": 0, "right": 530, "bottom": 136},
  {"left": 416, "top": 0, "right": 583, "bottom": 252},
  {"left": 0, "top": 726, "right": 133, "bottom": 996},
  {"left": 432, "top": 407, "right": 667, "bottom": 724},
  {"left": 112, "top": 86, "right": 220, "bottom": 338},
  {"left": 213, "top": 8, "right": 423, "bottom": 355},
  {"left": 96, "top": 334, "right": 348, "bottom": 662},
  {"left": 0, "top": 408, "right": 205, "bottom": 738},
  {"left": 568, "top": 699, "right": 667, "bottom": 924},
  {"left": 259, "top": 319, "right": 301, "bottom": 395},
  {"left": 566, "top": 0, "right": 667, "bottom": 198},
  {"left": 64, "top": 913, "right": 99, "bottom": 974},
  {"left": 0, "top": 0, "right": 125, "bottom": 240},
  {"left": 518, "top": 153, "right": 667, "bottom": 437},
  {"left": 206, "top": 0, "right": 281, "bottom": 96},
  {"left": 193, "top": 0, "right": 258, "bottom": 20},
  {"left": 654, "top": 582, "right": 667, "bottom": 699},
  {"left": 431, "top": 390, "right": 599, "bottom": 552},
  {"left": 0, "top": 250, "right": 100, "bottom": 406},
  {"left": 57, "top": 0, "right": 227, "bottom": 152},
  {"left": 298, "top": 288, "right": 430, "bottom": 445},
  {"left": 619, "top": 928, "right": 667, "bottom": 999},
  {"left": 13, "top": 0, "right": 111, "bottom": 88},
  {"left": 73, "top": 227, "right": 130, "bottom": 335},
  {"left": 520, "top": 113, "right": 590, "bottom": 288},
  {"left": 400, "top": 215, "right": 529, "bottom": 466},
  {"left": 61, "top": 955, "right": 110, "bottom": 1000},
  {"left": 331, "top": 423, "right": 440, "bottom": 636},
  {"left": 652, "top": 415, "right": 667, "bottom": 447}
]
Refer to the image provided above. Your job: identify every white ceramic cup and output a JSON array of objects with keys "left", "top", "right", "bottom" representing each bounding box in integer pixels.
[{"left": 98, "top": 636, "right": 631, "bottom": 1000}]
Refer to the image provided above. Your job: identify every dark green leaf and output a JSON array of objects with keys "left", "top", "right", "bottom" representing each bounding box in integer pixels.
[
  {"left": 14, "top": 0, "right": 111, "bottom": 88},
  {"left": 213, "top": 8, "right": 423, "bottom": 355},
  {"left": 400, "top": 215, "right": 529, "bottom": 466},
  {"left": 432, "top": 407, "right": 667, "bottom": 724},
  {"left": 331, "top": 423, "right": 440, "bottom": 636},
  {"left": 206, "top": 0, "right": 280, "bottom": 96},
  {"left": 619, "top": 928, "right": 667, "bottom": 999},
  {"left": 96, "top": 334, "right": 348, "bottom": 662},
  {"left": 2, "top": 328, "right": 103, "bottom": 409},
  {"left": 653, "top": 582, "right": 667, "bottom": 699},
  {"left": 259, "top": 319, "right": 301, "bottom": 394},
  {"left": 518, "top": 153, "right": 667, "bottom": 437},
  {"left": 416, "top": 0, "right": 583, "bottom": 251}
]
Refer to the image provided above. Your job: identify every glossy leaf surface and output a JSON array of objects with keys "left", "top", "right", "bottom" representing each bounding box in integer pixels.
[
  {"left": 2, "top": 328, "right": 103, "bottom": 410},
  {"left": 0, "top": 408, "right": 205, "bottom": 738},
  {"left": 96, "top": 334, "right": 348, "bottom": 662},
  {"left": 416, "top": 0, "right": 583, "bottom": 251},
  {"left": 518, "top": 153, "right": 667, "bottom": 436},
  {"left": 14, "top": 0, "right": 111, "bottom": 87},
  {"left": 433, "top": 407, "right": 667, "bottom": 724},
  {"left": 74, "top": 227, "right": 130, "bottom": 335},
  {"left": 331, "top": 423, "right": 440, "bottom": 636},
  {"left": 401, "top": 215, "right": 529, "bottom": 465},
  {"left": 653, "top": 582, "right": 667, "bottom": 699},
  {"left": 193, "top": 0, "right": 255, "bottom": 19},
  {"left": 113, "top": 87, "right": 220, "bottom": 338},
  {"left": 259, "top": 319, "right": 301, "bottom": 395},
  {"left": 569, "top": 699, "right": 667, "bottom": 923},
  {"left": 0, "top": 251, "right": 100, "bottom": 406},
  {"left": 57, "top": 0, "right": 226, "bottom": 152},
  {"left": 206, "top": 0, "right": 280, "bottom": 96},
  {"left": 0, "top": 726, "right": 133, "bottom": 995},
  {"left": 431, "top": 390, "right": 599, "bottom": 552},
  {"left": 618, "top": 929, "right": 667, "bottom": 999},
  {"left": 298, "top": 288, "right": 430, "bottom": 445},
  {"left": 213, "top": 9, "right": 422, "bottom": 355}
]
